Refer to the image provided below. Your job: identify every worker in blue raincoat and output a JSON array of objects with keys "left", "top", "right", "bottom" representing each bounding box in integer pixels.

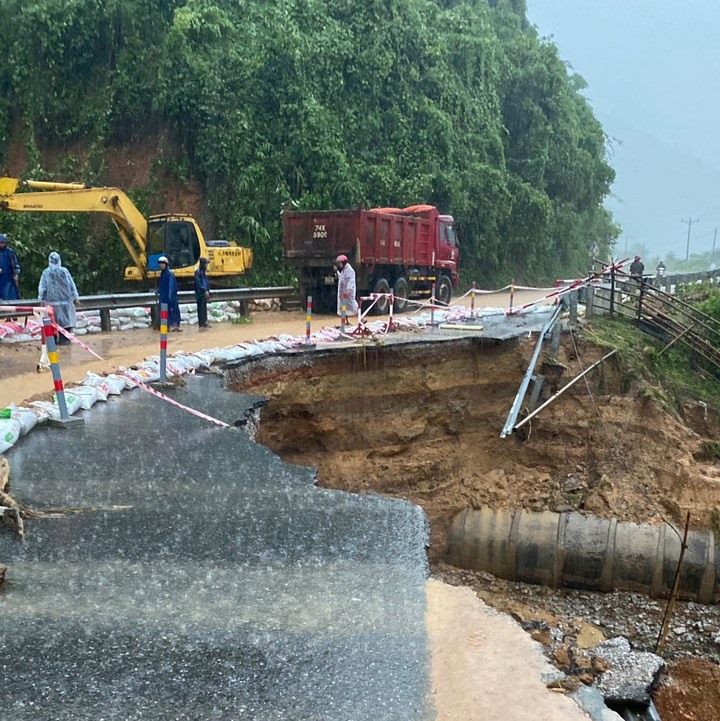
[
  {"left": 158, "top": 255, "right": 182, "bottom": 331},
  {"left": 193, "top": 257, "right": 211, "bottom": 330},
  {"left": 335, "top": 254, "right": 359, "bottom": 319},
  {"left": 0, "top": 233, "right": 21, "bottom": 300},
  {"left": 38, "top": 252, "right": 79, "bottom": 345}
]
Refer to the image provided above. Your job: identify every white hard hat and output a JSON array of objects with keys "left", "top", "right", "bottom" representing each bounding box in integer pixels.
[{"left": 158, "top": 256, "right": 169, "bottom": 264}]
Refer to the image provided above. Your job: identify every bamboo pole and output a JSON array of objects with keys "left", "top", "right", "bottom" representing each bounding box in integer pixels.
[{"left": 655, "top": 512, "right": 691, "bottom": 656}]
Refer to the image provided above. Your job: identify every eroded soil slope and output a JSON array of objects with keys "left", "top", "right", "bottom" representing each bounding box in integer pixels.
[{"left": 230, "top": 335, "right": 720, "bottom": 562}]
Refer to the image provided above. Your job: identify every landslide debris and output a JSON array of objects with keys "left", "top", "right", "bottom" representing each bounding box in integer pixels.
[{"left": 231, "top": 332, "right": 720, "bottom": 564}]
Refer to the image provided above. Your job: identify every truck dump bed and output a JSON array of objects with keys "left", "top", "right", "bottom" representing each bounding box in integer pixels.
[{"left": 283, "top": 207, "right": 437, "bottom": 266}]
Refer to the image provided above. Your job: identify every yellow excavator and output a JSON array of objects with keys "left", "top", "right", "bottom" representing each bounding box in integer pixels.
[{"left": 0, "top": 177, "right": 252, "bottom": 283}]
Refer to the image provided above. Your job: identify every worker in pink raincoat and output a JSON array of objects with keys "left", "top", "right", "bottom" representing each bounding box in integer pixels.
[{"left": 335, "top": 254, "right": 359, "bottom": 318}]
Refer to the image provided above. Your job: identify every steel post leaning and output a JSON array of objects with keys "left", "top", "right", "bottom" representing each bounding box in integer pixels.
[
  {"left": 159, "top": 302, "right": 168, "bottom": 383},
  {"left": 42, "top": 316, "right": 83, "bottom": 427}
]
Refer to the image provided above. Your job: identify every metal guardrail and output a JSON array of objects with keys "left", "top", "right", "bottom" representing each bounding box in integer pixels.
[
  {"left": 500, "top": 304, "right": 563, "bottom": 438},
  {"left": 0, "top": 286, "right": 297, "bottom": 328},
  {"left": 657, "top": 267, "right": 720, "bottom": 291}
]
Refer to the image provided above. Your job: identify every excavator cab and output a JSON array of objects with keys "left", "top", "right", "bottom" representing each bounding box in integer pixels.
[{"left": 145, "top": 216, "right": 202, "bottom": 272}]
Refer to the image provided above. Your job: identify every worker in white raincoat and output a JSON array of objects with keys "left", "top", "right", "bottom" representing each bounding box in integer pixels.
[
  {"left": 38, "top": 252, "right": 80, "bottom": 344},
  {"left": 335, "top": 254, "right": 359, "bottom": 318}
]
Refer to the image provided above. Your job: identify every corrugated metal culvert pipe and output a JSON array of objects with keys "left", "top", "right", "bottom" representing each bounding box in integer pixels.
[{"left": 446, "top": 507, "right": 718, "bottom": 603}]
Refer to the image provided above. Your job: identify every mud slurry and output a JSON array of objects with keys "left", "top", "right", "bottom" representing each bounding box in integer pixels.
[{"left": 229, "top": 335, "right": 720, "bottom": 564}]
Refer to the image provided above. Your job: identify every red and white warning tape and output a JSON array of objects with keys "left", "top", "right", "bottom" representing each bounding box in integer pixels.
[{"left": 54, "top": 325, "right": 231, "bottom": 429}]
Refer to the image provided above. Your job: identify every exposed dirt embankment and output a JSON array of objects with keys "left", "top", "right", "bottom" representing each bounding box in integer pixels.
[{"left": 229, "top": 335, "right": 720, "bottom": 563}]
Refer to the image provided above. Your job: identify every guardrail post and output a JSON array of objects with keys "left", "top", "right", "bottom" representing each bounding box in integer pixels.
[
  {"left": 637, "top": 279, "right": 645, "bottom": 323},
  {"left": 99, "top": 308, "right": 111, "bottom": 332},
  {"left": 43, "top": 316, "right": 83, "bottom": 428},
  {"left": 150, "top": 302, "right": 160, "bottom": 330},
  {"left": 585, "top": 286, "right": 595, "bottom": 318},
  {"left": 159, "top": 303, "right": 168, "bottom": 384},
  {"left": 509, "top": 278, "right": 515, "bottom": 314},
  {"left": 569, "top": 290, "right": 578, "bottom": 323},
  {"left": 470, "top": 281, "right": 477, "bottom": 320}
]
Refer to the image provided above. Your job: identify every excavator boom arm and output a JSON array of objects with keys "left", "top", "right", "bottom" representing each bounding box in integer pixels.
[{"left": 0, "top": 177, "right": 149, "bottom": 277}]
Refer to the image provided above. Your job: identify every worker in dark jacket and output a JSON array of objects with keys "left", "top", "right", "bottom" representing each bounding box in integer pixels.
[
  {"left": 194, "top": 257, "right": 211, "bottom": 330},
  {"left": 0, "top": 233, "right": 21, "bottom": 300},
  {"left": 158, "top": 256, "right": 182, "bottom": 331},
  {"left": 629, "top": 255, "right": 644, "bottom": 279}
]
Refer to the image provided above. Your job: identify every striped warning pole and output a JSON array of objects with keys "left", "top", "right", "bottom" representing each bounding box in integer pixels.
[
  {"left": 341, "top": 303, "right": 347, "bottom": 332},
  {"left": 305, "top": 295, "right": 315, "bottom": 347},
  {"left": 430, "top": 282, "right": 437, "bottom": 326},
  {"left": 471, "top": 281, "right": 477, "bottom": 319},
  {"left": 159, "top": 302, "right": 168, "bottom": 383},
  {"left": 42, "top": 315, "right": 83, "bottom": 427}
]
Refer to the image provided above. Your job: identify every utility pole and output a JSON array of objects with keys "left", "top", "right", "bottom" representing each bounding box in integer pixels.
[{"left": 682, "top": 217, "right": 699, "bottom": 261}]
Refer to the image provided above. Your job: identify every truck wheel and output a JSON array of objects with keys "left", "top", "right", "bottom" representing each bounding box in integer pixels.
[
  {"left": 436, "top": 275, "right": 453, "bottom": 306},
  {"left": 372, "top": 278, "right": 391, "bottom": 315},
  {"left": 393, "top": 277, "right": 409, "bottom": 313}
]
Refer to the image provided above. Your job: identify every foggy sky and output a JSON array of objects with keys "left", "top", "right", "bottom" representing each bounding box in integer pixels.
[{"left": 526, "top": 0, "right": 720, "bottom": 259}]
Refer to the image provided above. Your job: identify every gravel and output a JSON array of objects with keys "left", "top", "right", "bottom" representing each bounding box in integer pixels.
[{"left": 436, "top": 566, "right": 720, "bottom": 663}]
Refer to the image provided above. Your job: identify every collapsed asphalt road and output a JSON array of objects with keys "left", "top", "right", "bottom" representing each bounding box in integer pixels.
[{"left": 0, "top": 376, "right": 432, "bottom": 720}]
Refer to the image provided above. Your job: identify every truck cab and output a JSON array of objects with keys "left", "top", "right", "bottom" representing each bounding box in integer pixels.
[{"left": 437, "top": 215, "right": 460, "bottom": 277}]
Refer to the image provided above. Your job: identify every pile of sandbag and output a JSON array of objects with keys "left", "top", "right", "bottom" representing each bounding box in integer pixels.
[
  {"left": 0, "top": 300, "right": 257, "bottom": 343},
  {"left": 0, "top": 319, "right": 43, "bottom": 343},
  {"left": 178, "top": 301, "right": 243, "bottom": 326}
]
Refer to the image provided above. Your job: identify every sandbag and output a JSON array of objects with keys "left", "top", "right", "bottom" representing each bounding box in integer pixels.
[
  {"left": 72, "top": 385, "right": 100, "bottom": 410},
  {"left": 102, "top": 374, "right": 127, "bottom": 395},
  {"left": 5, "top": 404, "right": 39, "bottom": 435},
  {"left": 83, "top": 372, "right": 113, "bottom": 400},
  {"left": 54, "top": 392, "right": 81, "bottom": 415},
  {"left": 0, "top": 418, "right": 22, "bottom": 453}
]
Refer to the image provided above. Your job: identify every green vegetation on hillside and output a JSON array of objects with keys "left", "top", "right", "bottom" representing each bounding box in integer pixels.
[
  {"left": 585, "top": 318, "right": 720, "bottom": 416},
  {"left": 0, "top": 0, "right": 619, "bottom": 293}
]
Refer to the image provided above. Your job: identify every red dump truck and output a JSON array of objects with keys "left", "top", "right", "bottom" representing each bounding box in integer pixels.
[{"left": 282, "top": 204, "right": 460, "bottom": 314}]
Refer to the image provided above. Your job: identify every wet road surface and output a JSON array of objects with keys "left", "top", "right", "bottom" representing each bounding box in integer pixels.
[{"left": 0, "top": 376, "right": 431, "bottom": 720}]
